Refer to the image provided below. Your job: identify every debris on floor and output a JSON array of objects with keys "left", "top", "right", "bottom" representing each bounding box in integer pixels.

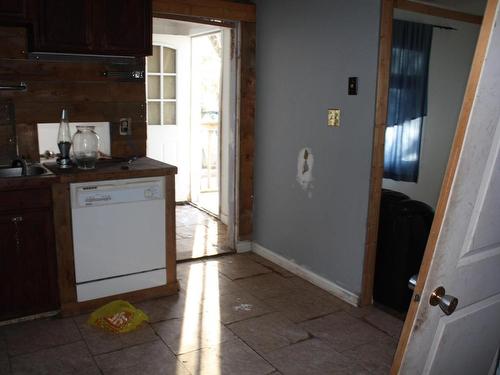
[
  {"left": 87, "top": 300, "right": 149, "bottom": 333},
  {"left": 234, "top": 303, "right": 253, "bottom": 312}
]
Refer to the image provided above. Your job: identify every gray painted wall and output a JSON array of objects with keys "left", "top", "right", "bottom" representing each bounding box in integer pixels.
[
  {"left": 383, "top": 10, "right": 480, "bottom": 208},
  {"left": 252, "top": 0, "right": 381, "bottom": 296}
]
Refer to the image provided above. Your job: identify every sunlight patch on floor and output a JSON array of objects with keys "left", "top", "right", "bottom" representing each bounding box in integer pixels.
[{"left": 180, "top": 262, "right": 221, "bottom": 375}]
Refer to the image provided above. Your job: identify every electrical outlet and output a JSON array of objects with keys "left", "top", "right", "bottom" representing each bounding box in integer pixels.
[
  {"left": 328, "top": 109, "right": 340, "bottom": 127},
  {"left": 119, "top": 118, "right": 132, "bottom": 135}
]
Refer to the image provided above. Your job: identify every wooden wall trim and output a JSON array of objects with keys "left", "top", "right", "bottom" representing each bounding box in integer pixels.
[
  {"left": 395, "top": 0, "right": 483, "bottom": 24},
  {"left": 360, "top": 0, "right": 394, "bottom": 307},
  {"left": 165, "top": 174, "right": 177, "bottom": 284},
  {"left": 390, "top": 0, "right": 498, "bottom": 372},
  {"left": 52, "top": 182, "right": 77, "bottom": 306},
  {"left": 152, "top": 0, "right": 256, "bottom": 22},
  {"left": 238, "top": 21, "right": 256, "bottom": 241},
  {"left": 151, "top": 12, "right": 236, "bottom": 28}
]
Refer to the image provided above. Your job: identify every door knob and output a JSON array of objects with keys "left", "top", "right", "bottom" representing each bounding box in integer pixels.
[{"left": 430, "top": 287, "right": 458, "bottom": 315}]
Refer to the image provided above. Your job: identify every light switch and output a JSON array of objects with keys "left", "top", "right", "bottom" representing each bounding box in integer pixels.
[
  {"left": 328, "top": 109, "right": 340, "bottom": 127},
  {"left": 348, "top": 77, "right": 358, "bottom": 95}
]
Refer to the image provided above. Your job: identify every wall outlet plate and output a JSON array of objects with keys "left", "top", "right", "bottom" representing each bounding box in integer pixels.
[
  {"left": 328, "top": 109, "right": 340, "bottom": 127},
  {"left": 119, "top": 118, "right": 132, "bottom": 135}
]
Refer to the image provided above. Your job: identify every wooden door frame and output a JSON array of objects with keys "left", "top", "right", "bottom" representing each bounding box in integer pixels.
[
  {"left": 152, "top": 0, "right": 256, "bottom": 244},
  {"left": 360, "top": 0, "right": 485, "bottom": 307}
]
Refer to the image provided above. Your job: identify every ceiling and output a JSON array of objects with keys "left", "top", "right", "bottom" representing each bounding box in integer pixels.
[
  {"left": 153, "top": 18, "right": 221, "bottom": 36},
  {"left": 409, "top": 0, "right": 487, "bottom": 15}
]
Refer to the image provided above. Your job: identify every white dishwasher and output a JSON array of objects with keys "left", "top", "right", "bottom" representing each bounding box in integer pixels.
[{"left": 70, "top": 177, "right": 166, "bottom": 302}]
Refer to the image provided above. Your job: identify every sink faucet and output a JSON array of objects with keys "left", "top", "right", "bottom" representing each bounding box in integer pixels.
[{"left": 11, "top": 157, "right": 28, "bottom": 176}]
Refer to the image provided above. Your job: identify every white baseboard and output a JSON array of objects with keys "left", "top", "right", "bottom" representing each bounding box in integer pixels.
[
  {"left": 253, "top": 242, "right": 360, "bottom": 306},
  {"left": 236, "top": 240, "right": 253, "bottom": 253}
]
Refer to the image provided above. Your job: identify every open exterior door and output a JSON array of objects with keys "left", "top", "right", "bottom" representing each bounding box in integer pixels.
[{"left": 392, "top": 0, "right": 500, "bottom": 373}]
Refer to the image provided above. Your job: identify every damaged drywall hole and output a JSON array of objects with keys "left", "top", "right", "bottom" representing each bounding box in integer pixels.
[
  {"left": 297, "top": 147, "right": 314, "bottom": 196},
  {"left": 302, "top": 149, "right": 310, "bottom": 174}
]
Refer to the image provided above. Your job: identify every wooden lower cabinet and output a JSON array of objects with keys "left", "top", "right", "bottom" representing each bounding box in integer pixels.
[{"left": 0, "top": 189, "right": 59, "bottom": 321}]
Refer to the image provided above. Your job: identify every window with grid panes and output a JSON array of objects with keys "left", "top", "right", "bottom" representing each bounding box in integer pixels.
[{"left": 146, "top": 45, "right": 177, "bottom": 125}]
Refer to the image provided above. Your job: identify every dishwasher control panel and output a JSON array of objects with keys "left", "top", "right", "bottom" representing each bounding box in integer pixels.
[
  {"left": 70, "top": 177, "right": 165, "bottom": 208},
  {"left": 144, "top": 185, "right": 161, "bottom": 200}
]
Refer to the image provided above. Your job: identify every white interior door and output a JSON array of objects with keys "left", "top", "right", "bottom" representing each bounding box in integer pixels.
[
  {"left": 397, "top": 1, "right": 500, "bottom": 373},
  {"left": 147, "top": 35, "right": 191, "bottom": 202}
]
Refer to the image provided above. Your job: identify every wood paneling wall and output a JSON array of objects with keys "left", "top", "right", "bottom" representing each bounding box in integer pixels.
[{"left": 0, "top": 26, "right": 146, "bottom": 161}]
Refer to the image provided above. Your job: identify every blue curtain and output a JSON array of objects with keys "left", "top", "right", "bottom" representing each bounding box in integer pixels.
[{"left": 384, "top": 19, "right": 433, "bottom": 182}]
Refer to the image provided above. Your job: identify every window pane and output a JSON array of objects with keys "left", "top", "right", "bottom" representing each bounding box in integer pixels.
[
  {"left": 147, "top": 76, "right": 160, "bottom": 99},
  {"left": 163, "top": 102, "right": 176, "bottom": 125},
  {"left": 163, "top": 48, "right": 176, "bottom": 73},
  {"left": 163, "top": 76, "right": 176, "bottom": 99},
  {"left": 147, "top": 102, "right": 160, "bottom": 125},
  {"left": 147, "top": 46, "right": 160, "bottom": 73}
]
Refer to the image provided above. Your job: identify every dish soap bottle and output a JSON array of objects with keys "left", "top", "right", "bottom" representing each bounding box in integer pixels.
[{"left": 57, "top": 109, "right": 72, "bottom": 169}]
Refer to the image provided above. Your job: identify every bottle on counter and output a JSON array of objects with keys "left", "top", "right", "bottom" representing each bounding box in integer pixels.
[{"left": 57, "top": 109, "right": 72, "bottom": 169}]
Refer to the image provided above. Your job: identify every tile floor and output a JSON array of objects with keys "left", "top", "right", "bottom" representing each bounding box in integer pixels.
[
  {"left": 0, "top": 253, "right": 404, "bottom": 375},
  {"left": 176, "top": 205, "right": 232, "bottom": 261}
]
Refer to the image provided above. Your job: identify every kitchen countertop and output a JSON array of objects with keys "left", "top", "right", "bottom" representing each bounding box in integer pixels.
[{"left": 43, "top": 157, "right": 177, "bottom": 183}]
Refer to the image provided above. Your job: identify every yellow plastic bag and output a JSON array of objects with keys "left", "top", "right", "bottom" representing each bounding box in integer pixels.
[{"left": 87, "top": 300, "right": 149, "bottom": 333}]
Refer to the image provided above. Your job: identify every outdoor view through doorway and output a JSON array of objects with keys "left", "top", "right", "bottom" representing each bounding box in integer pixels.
[
  {"left": 146, "top": 18, "right": 236, "bottom": 261},
  {"left": 191, "top": 32, "right": 222, "bottom": 215}
]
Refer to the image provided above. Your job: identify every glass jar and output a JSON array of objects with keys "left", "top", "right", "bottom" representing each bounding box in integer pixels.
[{"left": 72, "top": 125, "right": 99, "bottom": 169}]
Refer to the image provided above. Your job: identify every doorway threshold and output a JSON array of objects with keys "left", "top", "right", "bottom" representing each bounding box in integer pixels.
[{"left": 176, "top": 204, "right": 234, "bottom": 261}]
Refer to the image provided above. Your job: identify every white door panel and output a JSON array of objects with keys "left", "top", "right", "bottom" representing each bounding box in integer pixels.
[
  {"left": 399, "top": 1, "right": 500, "bottom": 373},
  {"left": 424, "top": 296, "right": 500, "bottom": 374}
]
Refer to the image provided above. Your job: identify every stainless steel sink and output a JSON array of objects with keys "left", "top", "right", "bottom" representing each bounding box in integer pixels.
[{"left": 0, "top": 165, "right": 52, "bottom": 178}]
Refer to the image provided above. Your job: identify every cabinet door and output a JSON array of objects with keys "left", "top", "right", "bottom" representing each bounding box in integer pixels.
[
  {"left": 0, "top": 0, "right": 28, "bottom": 25},
  {"left": 94, "top": 0, "right": 152, "bottom": 56},
  {"left": 0, "top": 210, "right": 58, "bottom": 320},
  {"left": 32, "top": 0, "right": 92, "bottom": 53}
]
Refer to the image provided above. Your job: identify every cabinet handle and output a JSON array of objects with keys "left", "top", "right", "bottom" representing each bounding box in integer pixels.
[
  {"left": 0, "top": 82, "right": 27, "bottom": 91},
  {"left": 102, "top": 70, "right": 144, "bottom": 80}
]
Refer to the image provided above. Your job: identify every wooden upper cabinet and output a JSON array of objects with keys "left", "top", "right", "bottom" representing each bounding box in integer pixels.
[
  {"left": 94, "top": 0, "right": 152, "bottom": 56},
  {"left": 30, "top": 0, "right": 152, "bottom": 56},
  {"left": 33, "top": 0, "right": 92, "bottom": 53},
  {"left": 0, "top": 0, "right": 29, "bottom": 24}
]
